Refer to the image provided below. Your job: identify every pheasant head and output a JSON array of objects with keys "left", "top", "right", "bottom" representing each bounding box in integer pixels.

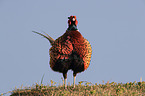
[{"left": 67, "top": 16, "right": 78, "bottom": 31}]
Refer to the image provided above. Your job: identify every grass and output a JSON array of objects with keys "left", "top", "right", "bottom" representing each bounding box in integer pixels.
[{"left": 5, "top": 81, "right": 145, "bottom": 96}]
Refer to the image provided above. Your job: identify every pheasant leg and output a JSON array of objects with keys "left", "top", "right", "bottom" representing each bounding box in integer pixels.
[{"left": 73, "top": 73, "right": 76, "bottom": 88}]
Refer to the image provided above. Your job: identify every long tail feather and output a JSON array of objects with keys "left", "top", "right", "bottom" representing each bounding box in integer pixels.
[{"left": 32, "top": 31, "right": 55, "bottom": 45}]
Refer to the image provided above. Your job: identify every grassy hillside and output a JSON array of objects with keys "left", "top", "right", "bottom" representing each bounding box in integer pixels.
[{"left": 7, "top": 81, "right": 145, "bottom": 96}]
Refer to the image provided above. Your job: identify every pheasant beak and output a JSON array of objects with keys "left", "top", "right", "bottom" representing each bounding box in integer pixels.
[{"left": 72, "top": 18, "right": 76, "bottom": 21}]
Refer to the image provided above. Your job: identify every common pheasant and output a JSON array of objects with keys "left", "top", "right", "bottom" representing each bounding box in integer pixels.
[{"left": 33, "top": 16, "right": 92, "bottom": 88}]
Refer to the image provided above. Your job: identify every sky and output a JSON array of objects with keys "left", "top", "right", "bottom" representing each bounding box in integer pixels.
[{"left": 0, "top": 0, "right": 145, "bottom": 95}]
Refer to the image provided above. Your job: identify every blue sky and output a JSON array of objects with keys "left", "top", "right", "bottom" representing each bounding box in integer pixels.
[{"left": 0, "top": 0, "right": 145, "bottom": 95}]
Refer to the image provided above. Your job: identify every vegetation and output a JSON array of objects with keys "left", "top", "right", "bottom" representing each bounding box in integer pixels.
[{"left": 4, "top": 81, "right": 145, "bottom": 96}]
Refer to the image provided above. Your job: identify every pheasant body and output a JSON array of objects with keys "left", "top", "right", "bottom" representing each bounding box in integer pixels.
[
  {"left": 33, "top": 16, "right": 92, "bottom": 88},
  {"left": 49, "top": 30, "right": 92, "bottom": 74}
]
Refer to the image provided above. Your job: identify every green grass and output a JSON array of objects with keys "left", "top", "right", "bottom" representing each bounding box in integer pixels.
[{"left": 7, "top": 81, "right": 145, "bottom": 96}]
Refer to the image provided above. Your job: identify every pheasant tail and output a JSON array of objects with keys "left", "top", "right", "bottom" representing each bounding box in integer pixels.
[{"left": 32, "top": 31, "right": 55, "bottom": 45}]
